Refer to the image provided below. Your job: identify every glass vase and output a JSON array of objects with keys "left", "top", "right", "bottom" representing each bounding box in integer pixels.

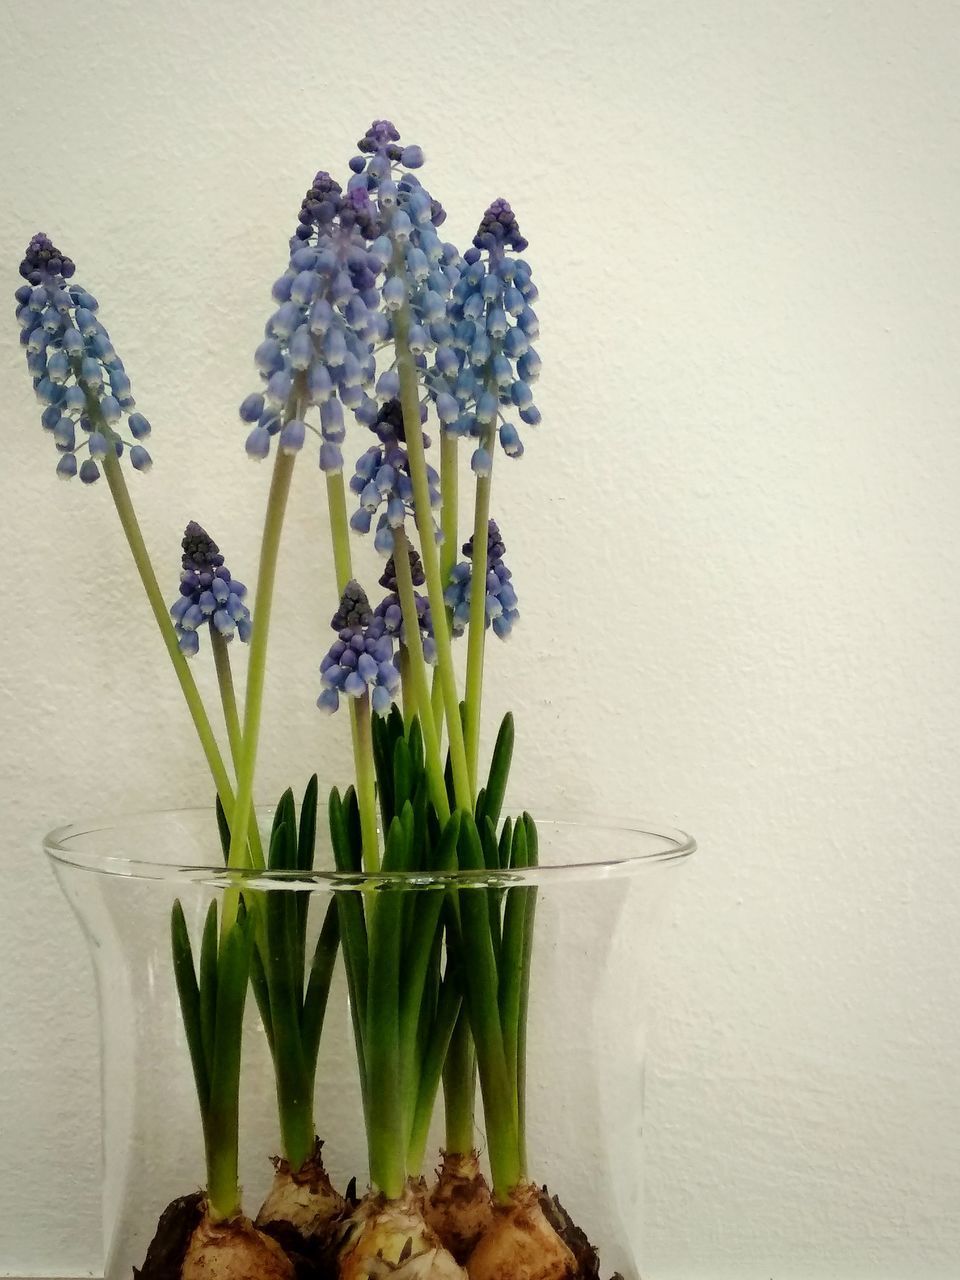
[{"left": 46, "top": 806, "right": 694, "bottom": 1280}]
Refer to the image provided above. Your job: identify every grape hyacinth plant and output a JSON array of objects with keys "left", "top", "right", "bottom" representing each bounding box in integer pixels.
[{"left": 15, "top": 122, "right": 615, "bottom": 1280}]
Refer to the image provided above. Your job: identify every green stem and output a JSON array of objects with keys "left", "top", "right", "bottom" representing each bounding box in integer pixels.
[
  {"left": 408, "top": 978, "right": 462, "bottom": 1173},
  {"left": 325, "top": 466, "right": 381, "bottom": 872},
  {"left": 102, "top": 452, "right": 235, "bottom": 816},
  {"left": 204, "top": 905, "right": 252, "bottom": 1221},
  {"left": 392, "top": 262, "right": 472, "bottom": 811},
  {"left": 365, "top": 819, "right": 406, "bottom": 1197},
  {"left": 430, "top": 667, "right": 445, "bottom": 741},
  {"left": 443, "top": 1005, "right": 477, "bottom": 1155},
  {"left": 398, "top": 644, "right": 416, "bottom": 728},
  {"left": 353, "top": 695, "right": 381, "bottom": 874},
  {"left": 393, "top": 529, "right": 450, "bottom": 822},
  {"left": 325, "top": 469, "right": 354, "bottom": 590},
  {"left": 455, "top": 819, "right": 521, "bottom": 1200},
  {"left": 227, "top": 444, "right": 297, "bottom": 873},
  {"left": 210, "top": 635, "right": 265, "bottom": 870},
  {"left": 211, "top": 631, "right": 243, "bottom": 768},
  {"left": 464, "top": 423, "right": 494, "bottom": 793},
  {"left": 439, "top": 432, "right": 459, "bottom": 586}
]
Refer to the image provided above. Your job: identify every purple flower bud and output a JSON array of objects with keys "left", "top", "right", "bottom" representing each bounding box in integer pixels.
[
  {"left": 245, "top": 426, "right": 271, "bottom": 459},
  {"left": 280, "top": 418, "right": 306, "bottom": 454},
  {"left": 240, "top": 393, "right": 265, "bottom": 423},
  {"left": 499, "top": 423, "right": 523, "bottom": 457},
  {"left": 319, "top": 442, "right": 343, "bottom": 473},
  {"left": 471, "top": 447, "right": 492, "bottom": 477},
  {"left": 317, "top": 687, "right": 340, "bottom": 713}
]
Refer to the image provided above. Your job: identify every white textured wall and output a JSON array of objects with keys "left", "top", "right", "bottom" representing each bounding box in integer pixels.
[{"left": 1, "top": 1, "right": 959, "bottom": 1277}]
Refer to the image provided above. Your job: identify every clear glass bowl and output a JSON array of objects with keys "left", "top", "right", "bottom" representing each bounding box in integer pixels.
[{"left": 46, "top": 807, "right": 694, "bottom": 1280}]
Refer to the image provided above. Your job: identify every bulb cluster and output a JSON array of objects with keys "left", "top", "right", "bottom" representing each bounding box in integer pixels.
[
  {"left": 169, "top": 523, "right": 251, "bottom": 655},
  {"left": 15, "top": 234, "right": 152, "bottom": 483}
]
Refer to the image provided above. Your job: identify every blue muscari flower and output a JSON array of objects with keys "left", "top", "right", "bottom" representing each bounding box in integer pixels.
[
  {"left": 445, "top": 518, "right": 519, "bottom": 640},
  {"left": 317, "top": 580, "right": 400, "bottom": 717},
  {"left": 348, "top": 398, "right": 440, "bottom": 556},
  {"left": 169, "top": 522, "right": 251, "bottom": 656},
  {"left": 241, "top": 171, "right": 387, "bottom": 472},
  {"left": 425, "top": 200, "right": 540, "bottom": 465},
  {"left": 15, "top": 234, "right": 152, "bottom": 483},
  {"left": 373, "top": 548, "right": 436, "bottom": 663},
  {"left": 345, "top": 121, "right": 464, "bottom": 401}
]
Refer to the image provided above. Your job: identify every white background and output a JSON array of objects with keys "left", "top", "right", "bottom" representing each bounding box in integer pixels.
[{"left": 1, "top": 1, "right": 959, "bottom": 1277}]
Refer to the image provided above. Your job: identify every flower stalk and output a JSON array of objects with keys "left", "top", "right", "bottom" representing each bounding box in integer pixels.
[
  {"left": 392, "top": 275, "right": 472, "bottom": 812},
  {"left": 227, "top": 426, "right": 299, "bottom": 874},
  {"left": 101, "top": 450, "right": 236, "bottom": 814}
]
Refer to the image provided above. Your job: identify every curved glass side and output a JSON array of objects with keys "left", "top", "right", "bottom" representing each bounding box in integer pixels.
[{"left": 48, "top": 809, "right": 693, "bottom": 1280}]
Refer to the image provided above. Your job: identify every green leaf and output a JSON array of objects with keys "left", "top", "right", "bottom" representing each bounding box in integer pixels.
[
  {"left": 509, "top": 815, "right": 529, "bottom": 873},
  {"left": 392, "top": 737, "right": 413, "bottom": 820},
  {"left": 269, "top": 790, "right": 297, "bottom": 871},
  {"left": 214, "top": 798, "right": 231, "bottom": 865},
  {"left": 249, "top": 939, "right": 274, "bottom": 1055},
  {"left": 198, "top": 900, "right": 219, "bottom": 1079},
  {"left": 301, "top": 901, "right": 340, "bottom": 1070},
  {"left": 481, "top": 815, "right": 502, "bottom": 872},
  {"left": 399, "top": 812, "right": 461, "bottom": 1064},
  {"left": 407, "top": 971, "right": 463, "bottom": 1165},
  {"left": 380, "top": 809, "right": 412, "bottom": 873},
  {"left": 298, "top": 775, "right": 319, "bottom": 872},
  {"left": 483, "top": 816, "right": 504, "bottom": 960},
  {"left": 171, "top": 900, "right": 209, "bottom": 1116},
  {"left": 372, "top": 713, "right": 395, "bottom": 829},
  {"left": 522, "top": 811, "right": 539, "bottom": 869},
  {"left": 452, "top": 816, "right": 520, "bottom": 1192},
  {"left": 481, "top": 712, "right": 514, "bottom": 832},
  {"left": 343, "top": 787, "right": 364, "bottom": 872},
  {"left": 365, "top": 816, "right": 406, "bottom": 1195},
  {"left": 498, "top": 816, "right": 513, "bottom": 871},
  {"left": 406, "top": 715, "right": 424, "bottom": 778},
  {"left": 329, "top": 788, "right": 369, "bottom": 1055},
  {"left": 517, "top": 812, "right": 539, "bottom": 1175},
  {"left": 500, "top": 819, "right": 529, "bottom": 1139},
  {"left": 206, "top": 908, "right": 252, "bottom": 1169}
]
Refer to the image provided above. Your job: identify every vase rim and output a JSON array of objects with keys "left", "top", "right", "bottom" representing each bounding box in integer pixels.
[{"left": 44, "top": 805, "right": 695, "bottom": 889}]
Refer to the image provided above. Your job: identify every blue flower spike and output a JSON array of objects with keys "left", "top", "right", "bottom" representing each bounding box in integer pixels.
[
  {"left": 445, "top": 518, "right": 519, "bottom": 639},
  {"left": 241, "top": 168, "right": 387, "bottom": 473},
  {"left": 348, "top": 398, "right": 440, "bottom": 554},
  {"left": 318, "top": 580, "right": 401, "bottom": 717},
  {"left": 373, "top": 546, "right": 436, "bottom": 663},
  {"left": 419, "top": 198, "right": 540, "bottom": 462},
  {"left": 169, "top": 522, "right": 252, "bottom": 656},
  {"left": 15, "top": 234, "right": 152, "bottom": 482}
]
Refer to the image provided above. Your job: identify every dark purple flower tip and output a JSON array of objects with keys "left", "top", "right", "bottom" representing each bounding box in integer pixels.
[
  {"left": 463, "top": 518, "right": 506, "bottom": 564},
  {"left": 379, "top": 546, "right": 425, "bottom": 592},
  {"left": 338, "top": 184, "right": 381, "bottom": 240},
  {"left": 294, "top": 170, "right": 344, "bottom": 241},
  {"left": 181, "top": 521, "right": 225, "bottom": 573},
  {"left": 473, "top": 199, "right": 528, "bottom": 254},
  {"left": 375, "top": 396, "right": 406, "bottom": 443},
  {"left": 19, "top": 232, "right": 76, "bottom": 285},
  {"left": 358, "top": 120, "right": 401, "bottom": 155},
  {"left": 331, "top": 579, "right": 372, "bottom": 632}
]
